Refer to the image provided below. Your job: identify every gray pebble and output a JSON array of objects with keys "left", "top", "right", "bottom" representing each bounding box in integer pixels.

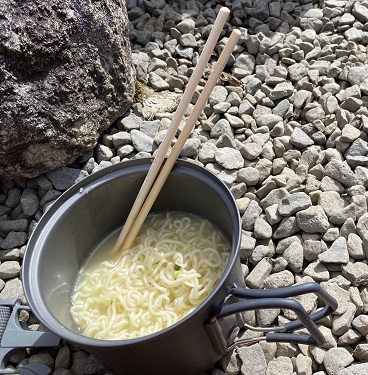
[
  {"left": 20, "top": 188, "right": 39, "bottom": 216},
  {"left": 237, "top": 167, "right": 259, "bottom": 186},
  {"left": 318, "top": 237, "right": 349, "bottom": 264},
  {"left": 0, "top": 278, "right": 23, "bottom": 300},
  {"left": 46, "top": 167, "right": 88, "bottom": 190},
  {"left": 0, "top": 232, "right": 27, "bottom": 250},
  {"left": 245, "top": 257, "right": 273, "bottom": 289},
  {"left": 278, "top": 192, "right": 312, "bottom": 216},
  {"left": 342, "top": 262, "right": 368, "bottom": 286},
  {"left": 323, "top": 347, "right": 354, "bottom": 375},
  {"left": 296, "top": 206, "right": 330, "bottom": 233},
  {"left": 5, "top": 188, "right": 21, "bottom": 208},
  {"left": 237, "top": 343, "right": 267, "bottom": 375},
  {"left": 253, "top": 218, "right": 272, "bottom": 239},
  {"left": 0, "top": 261, "right": 20, "bottom": 279},
  {"left": 332, "top": 302, "right": 356, "bottom": 336},
  {"left": 273, "top": 217, "right": 300, "bottom": 239},
  {"left": 215, "top": 147, "right": 244, "bottom": 170}
]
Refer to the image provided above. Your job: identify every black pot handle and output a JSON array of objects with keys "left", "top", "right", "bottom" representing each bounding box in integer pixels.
[
  {"left": 0, "top": 298, "right": 61, "bottom": 375},
  {"left": 206, "top": 282, "right": 338, "bottom": 355}
]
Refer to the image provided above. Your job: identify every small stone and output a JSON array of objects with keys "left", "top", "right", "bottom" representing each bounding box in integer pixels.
[
  {"left": 29, "top": 353, "right": 54, "bottom": 369},
  {"left": 357, "top": 213, "right": 368, "bottom": 257},
  {"left": 322, "top": 282, "right": 350, "bottom": 315},
  {"left": 253, "top": 218, "right": 272, "bottom": 239},
  {"left": 70, "top": 351, "right": 89, "bottom": 375},
  {"left": 245, "top": 258, "right": 273, "bottom": 289},
  {"left": 0, "top": 278, "right": 23, "bottom": 300},
  {"left": 340, "top": 125, "right": 362, "bottom": 142},
  {"left": 5, "top": 188, "right": 21, "bottom": 208},
  {"left": 318, "top": 237, "right": 349, "bottom": 264},
  {"left": 266, "top": 356, "right": 293, "bottom": 375},
  {"left": 323, "top": 347, "right": 354, "bottom": 375},
  {"left": 239, "top": 234, "right": 256, "bottom": 261},
  {"left": 218, "top": 350, "right": 241, "bottom": 375},
  {"left": 296, "top": 206, "right": 330, "bottom": 233},
  {"left": 55, "top": 345, "right": 71, "bottom": 369},
  {"left": 20, "top": 188, "right": 39, "bottom": 216},
  {"left": 148, "top": 71, "right": 170, "bottom": 91},
  {"left": 260, "top": 188, "right": 289, "bottom": 209},
  {"left": 324, "top": 160, "right": 357, "bottom": 187},
  {"left": 255, "top": 114, "right": 283, "bottom": 129},
  {"left": 215, "top": 148, "right": 244, "bottom": 169},
  {"left": 273, "top": 217, "right": 300, "bottom": 239},
  {"left": 303, "top": 261, "right": 330, "bottom": 282},
  {"left": 304, "top": 240, "right": 326, "bottom": 261},
  {"left": 305, "top": 106, "right": 325, "bottom": 122},
  {"left": 242, "top": 200, "right": 262, "bottom": 231},
  {"left": 290, "top": 127, "right": 314, "bottom": 148},
  {"left": 237, "top": 167, "right": 260, "bottom": 186},
  {"left": 265, "top": 204, "right": 283, "bottom": 225},
  {"left": 0, "top": 232, "right": 27, "bottom": 250},
  {"left": 283, "top": 241, "right": 304, "bottom": 273},
  {"left": 278, "top": 192, "right": 312, "bottom": 216},
  {"left": 0, "top": 261, "right": 20, "bottom": 280},
  {"left": 352, "top": 315, "right": 368, "bottom": 336},
  {"left": 0, "top": 219, "right": 28, "bottom": 234},
  {"left": 329, "top": 203, "right": 356, "bottom": 226},
  {"left": 332, "top": 302, "right": 356, "bottom": 336},
  {"left": 269, "top": 82, "right": 294, "bottom": 101},
  {"left": 320, "top": 176, "right": 345, "bottom": 193},
  {"left": 237, "top": 343, "right": 267, "bottom": 375},
  {"left": 353, "top": 344, "right": 368, "bottom": 362},
  {"left": 209, "top": 86, "right": 228, "bottom": 106},
  {"left": 264, "top": 270, "right": 294, "bottom": 289},
  {"left": 342, "top": 262, "right": 368, "bottom": 286},
  {"left": 180, "top": 138, "right": 201, "bottom": 157},
  {"left": 318, "top": 191, "right": 347, "bottom": 218},
  {"left": 130, "top": 129, "right": 155, "bottom": 153},
  {"left": 338, "top": 329, "right": 363, "bottom": 346},
  {"left": 46, "top": 167, "right": 89, "bottom": 190},
  {"left": 84, "top": 354, "right": 107, "bottom": 374},
  {"left": 242, "top": 143, "right": 263, "bottom": 160},
  {"left": 323, "top": 228, "right": 340, "bottom": 242},
  {"left": 295, "top": 354, "right": 313, "bottom": 375}
]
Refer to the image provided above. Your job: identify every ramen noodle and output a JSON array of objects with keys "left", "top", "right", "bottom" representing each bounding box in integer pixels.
[{"left": 70, "top": 211, "right": 230, "bottom": 340}]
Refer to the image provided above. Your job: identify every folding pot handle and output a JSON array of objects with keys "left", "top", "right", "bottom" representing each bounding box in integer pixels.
[
  {"left": 206, "top": 282, "right": 338, "bottom": 355},
  {"left": 229, "top": 282, "right": 338, "bottom": 332},
  {"left": 0, "top": 298, "right": 61, "bottom": 375}
]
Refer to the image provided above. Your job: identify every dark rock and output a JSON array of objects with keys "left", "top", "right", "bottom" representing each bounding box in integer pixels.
[{"left": 0, "top": 0, "right": 135, "bottom": 179}]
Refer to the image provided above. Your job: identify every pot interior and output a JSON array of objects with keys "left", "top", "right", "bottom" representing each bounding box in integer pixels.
[{"left": 23, "top": 159, "right": 241, "bottom": 340}]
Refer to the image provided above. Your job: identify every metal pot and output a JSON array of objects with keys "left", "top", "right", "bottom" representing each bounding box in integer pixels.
[{"left": 17, "top": 159, "right": 337, "bottom": 375}]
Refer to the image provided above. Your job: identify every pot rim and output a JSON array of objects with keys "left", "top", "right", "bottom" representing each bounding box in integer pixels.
[{"left": 22, "top": 158, "right": 242, "bottom": 348}]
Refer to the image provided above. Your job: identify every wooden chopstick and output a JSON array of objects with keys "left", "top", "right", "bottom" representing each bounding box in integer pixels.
[
  {"left": 113, "top": 7, "right": 231, "bottom": 254},
  {"left": 115, "top": 28, "right": 241, "bottom": 253}
]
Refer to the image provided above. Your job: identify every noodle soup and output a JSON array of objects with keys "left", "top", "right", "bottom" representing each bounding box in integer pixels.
[{"left": 70, "top": 211, "right": 230, "bottom": 340}]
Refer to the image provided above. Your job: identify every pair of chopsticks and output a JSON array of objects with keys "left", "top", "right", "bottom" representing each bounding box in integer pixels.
[{"left": 114, "top": 7, "right": 241, "bottom": 254}]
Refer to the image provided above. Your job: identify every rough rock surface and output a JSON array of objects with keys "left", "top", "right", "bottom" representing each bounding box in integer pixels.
[
  {"left": 0, "top": 0, "right": 135, "bottom": 179},
  {"left": 1, "top": 0, "right": 368, "bottom": 374}
]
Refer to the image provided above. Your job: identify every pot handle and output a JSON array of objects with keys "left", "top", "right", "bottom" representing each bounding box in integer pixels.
[
  {"left": 0, "top": 298, "right": 61, "bottom": 375},
  {"left": 206, "top": 282, "right": 338, "bottom": 355}
]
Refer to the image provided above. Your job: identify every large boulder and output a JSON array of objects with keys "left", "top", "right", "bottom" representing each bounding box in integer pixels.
[{"left": 0, "top": 0, "right": 135, "bottom": 179}]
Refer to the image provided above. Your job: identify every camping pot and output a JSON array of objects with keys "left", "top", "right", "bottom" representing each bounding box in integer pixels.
[{"left": 19, "top": 159, "right": 337, "bottom": 375}]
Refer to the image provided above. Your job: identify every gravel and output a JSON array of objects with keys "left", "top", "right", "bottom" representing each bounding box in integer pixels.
[{"left": 1, "top": 0, "right": 368, "bottom": 374}]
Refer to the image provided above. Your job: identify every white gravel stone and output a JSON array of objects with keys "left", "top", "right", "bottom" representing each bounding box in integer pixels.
[
  {"left": 236, "top": 344, "right": 267, "bottom": 375},
  {"left": 318, "top": 237, "right": 349, "bottom": 264},
  {"left": 245, "top": 257, "right": 273, "bottom": 289},
  {"left": 296, "top": 205, "right": 330, "bottom": 233},
  {"left": 323, "top": 347, "right": 354, "bottom": 375},
  {"left": 215, "top": 148, "right": 244, "bottom": 170}
]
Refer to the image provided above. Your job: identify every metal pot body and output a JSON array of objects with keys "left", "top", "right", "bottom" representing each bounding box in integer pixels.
[{"left": 22, "top": 159, "right": 243, "bottom": 375}]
